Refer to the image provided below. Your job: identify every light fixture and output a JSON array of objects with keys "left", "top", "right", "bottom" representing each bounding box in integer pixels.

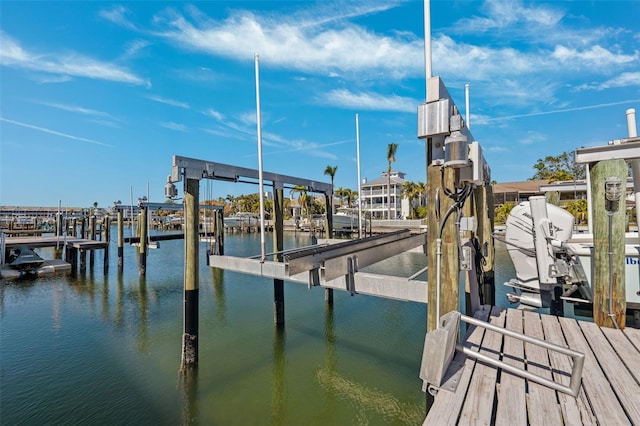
[{"left": 444, "top": 130, "right": 468, "bottom": 168}]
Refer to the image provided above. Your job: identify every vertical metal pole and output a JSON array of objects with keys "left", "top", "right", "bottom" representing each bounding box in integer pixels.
[
  {"left": 255, "top": 53, "right": 266, "bottom": 261},
  {"left": 324, "top": 193, "right": 334, "bottom": 305},
  {"left": 182, "top": 177, "right": 200, "bottom": 367},
  {"left": 356, "top": 114, "right": 363, "bottom": 239},
  {"left": 465, "top": 84, "right": 470, "bottom": 129},
  {"left": 424, "top": 0, "right": 432, "bottom": 84},
  {"left": 627, "top": 109, "right": 640, "bottom": 235}
]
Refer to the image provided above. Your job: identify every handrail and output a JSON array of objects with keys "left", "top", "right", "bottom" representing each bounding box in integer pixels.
[{"left": 460, "top": 313, "right": 584, "bottom": 397}]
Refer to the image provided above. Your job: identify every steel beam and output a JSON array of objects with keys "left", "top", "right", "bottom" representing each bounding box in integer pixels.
[
  {"left": 575, "top": 139, "right": 640, "bottom": 164},
  {"left": 171, "top": 155, "right": 333, "bottom": 195},
  {"left": 208, "top": 255, "right": 428, "bottom": 303}
]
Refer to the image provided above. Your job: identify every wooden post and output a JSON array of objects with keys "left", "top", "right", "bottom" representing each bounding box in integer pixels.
[
  {"left": 426, "top": 137, "right": 459, "bottom": 332},
  {"left": 182, "top": 178, "right": 199, "bottom": 368},
  {"left": 139, "top": 207, "right": 147, "bottom": 276},
  {"left": 475, "top": 184, "right": 495, "bottom": 306},
  {"left": 324, "top": 194, "right": 334, "bottom": 305},
  {"left": 80, "top": 216, "right": 86, "bottom": 239},
  {"left": 89, "top": 215, "right": 96, "bottom": 269},
  {"left": 590, "top": 159, "right": 627, "bottom": 328},
  {"left": 79, "top": 249, "right": 86, "bottom": 273},
  {"left": 103, "top": 216, "right": 110, "bottom": 273},
  {"left": 214, "top": 209, "right": 224, "bottom": 255},
  {"left": 69, "top": 247, "right": 78, "bottom": 273},
  {"left": 272, "top": 186, "right": 285, "bottom": 326},
  {"left": 117, "top": 210, "right": 124, "bottom": 272}
]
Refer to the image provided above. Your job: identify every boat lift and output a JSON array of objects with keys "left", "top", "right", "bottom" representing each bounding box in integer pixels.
[{"left": 168, "top": 155, "right": 430, "bottom": 303}]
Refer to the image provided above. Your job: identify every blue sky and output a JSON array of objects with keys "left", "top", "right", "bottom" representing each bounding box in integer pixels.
[{"left": 1, "top": 0, "right": 639, "bottom": 208}]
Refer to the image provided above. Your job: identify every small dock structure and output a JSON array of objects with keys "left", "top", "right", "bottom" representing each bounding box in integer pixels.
[{"left": 423, "top": 307, "right": 640, "bottom": 425}]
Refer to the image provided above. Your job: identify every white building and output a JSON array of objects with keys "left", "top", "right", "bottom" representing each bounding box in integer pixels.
[{"left": 359, "top": 170, "right": 410, "bottom": 220}]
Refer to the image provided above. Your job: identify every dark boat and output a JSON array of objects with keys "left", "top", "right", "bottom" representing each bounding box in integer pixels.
[{"left": 6, "top": 246, "right": 44, "bottom": 271}]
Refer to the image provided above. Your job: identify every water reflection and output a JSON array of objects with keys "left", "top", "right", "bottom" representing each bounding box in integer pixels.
[
  {"left": 271, "top": 327, "right": 287, "bottom": 425},
  {"left": 210, "top": 267, "right": 226, "bottom": 323},
  {"left": 180, "top": 367, "right": 199, "bottom": 426}
]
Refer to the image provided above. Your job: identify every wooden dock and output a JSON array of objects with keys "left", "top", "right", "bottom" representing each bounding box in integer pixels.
[
  {"left": 3, "top": 235, "right": 108, "bottom": 250},
  {"left": 424, "top": 307, "right": 640, "bottom": 425}
]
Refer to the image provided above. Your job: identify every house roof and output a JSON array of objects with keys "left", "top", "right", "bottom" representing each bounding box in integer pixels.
[
  {"left": 493, "top": 180, "right": 550, "bottom": 194},
  {"left": 362, "top": 170, "right": 408, "bottom": 187}
]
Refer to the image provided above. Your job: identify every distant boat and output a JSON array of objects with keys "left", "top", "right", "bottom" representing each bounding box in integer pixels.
[
  {"left": 224, "top": 212, "right": 259, "bottom": 228},
  {"left": 6, "top": 246, "right": 44, "bottom": 271},
  {"left": 333, "top": 208, "right": 367, "bottom": 231}
]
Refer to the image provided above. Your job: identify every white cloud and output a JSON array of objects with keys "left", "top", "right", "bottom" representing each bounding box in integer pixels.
[
  {"left": 99, "top": 6, "right": 138, "bottom": 30},
  {"left": 159, "top": 121, "right": 188, "bottom": 132},
  {"left": 147, "top": 95, "right": 190, "bottom": 109},
  {"left": 320, "top": 89, "right": 417, "bottom": 112},
  {"left": 203, "top": 109, "right": 224, "bottom": 121},
  {"left": 34, "top": 101, "right": 114, "bottom": 118},
  {"left": 0, "top": 31, "right": 149, "bottom": 86},
  {"left": 0, "top": 117, "right": 113, "bottom": 146},
  {"left": 150, "top": 6, "right": 423, "bottom": 79}
]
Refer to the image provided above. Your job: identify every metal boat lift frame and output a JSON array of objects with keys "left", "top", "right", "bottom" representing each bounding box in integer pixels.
[{"left": 169, "top": 155, "right": 429, "bottom": 303}]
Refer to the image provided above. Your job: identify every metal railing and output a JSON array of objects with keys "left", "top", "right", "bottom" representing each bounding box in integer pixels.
[{"left": 420, "top": 311, "right": 585, "bottom": 398}]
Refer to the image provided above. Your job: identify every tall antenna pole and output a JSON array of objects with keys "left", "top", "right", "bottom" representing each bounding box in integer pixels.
[
  {"left": 255, "top": 53, "right": 266, "bottom": 261},
  {"left": 424, "top": 0, "right": 432, "bottom": 98},
  {"left": 356, "top": 114, "right": 363, "bottom": 239},
  {"left": 465, "top": 84, "right": 470, "bottom": 129}
]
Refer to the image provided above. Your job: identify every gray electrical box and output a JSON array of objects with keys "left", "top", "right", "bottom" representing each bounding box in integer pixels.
[{"left": 418, "top": 98, "right": 450, "bottom": 138}]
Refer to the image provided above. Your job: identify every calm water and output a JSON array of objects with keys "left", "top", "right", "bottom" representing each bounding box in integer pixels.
[{"left": 1, "top": 231, "right": 517, "bottom": 425}]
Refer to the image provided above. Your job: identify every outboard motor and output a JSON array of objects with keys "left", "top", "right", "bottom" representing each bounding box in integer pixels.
[{"left": 503, "top": 196, "right": 579, "bottom": 308}]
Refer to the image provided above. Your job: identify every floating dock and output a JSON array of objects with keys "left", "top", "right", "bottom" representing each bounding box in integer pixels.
[
  {"left": 424, "top": 307, "right": 640, "bottom": 425},
  {"left": 0, "top": 259, "right": 71, "bottom": 279}
]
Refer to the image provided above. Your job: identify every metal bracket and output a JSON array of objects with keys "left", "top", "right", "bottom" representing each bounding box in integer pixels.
[{"left": 346, "top": 256, "right": 358, "bottom": 296}]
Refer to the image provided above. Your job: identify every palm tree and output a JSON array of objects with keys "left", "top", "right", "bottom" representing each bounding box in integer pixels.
[
  {"left": 386, "top": 143, "right": 398, "bottom": 219},
  {"left": 290, "top": 185, "right": 308, "bottom": 220},
  {"left": 416, "top": 181, "right": 427, "bottom": 207},
  {"left": 324, "top": 165, "right": 338, "bottom": 214},
  {"left": 335, "top": 187, "right": 347, "bottom": 208},
  {"left": 402, "top": 181, "right": 418, "bottom": 218},
  {"left": 344, "top": 189, "right": 357, "bottom": 208}
]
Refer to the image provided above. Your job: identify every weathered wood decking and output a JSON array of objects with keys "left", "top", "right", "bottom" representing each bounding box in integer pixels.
[{"left": 424, "top": 307, "right": 640, "bottom": 425}]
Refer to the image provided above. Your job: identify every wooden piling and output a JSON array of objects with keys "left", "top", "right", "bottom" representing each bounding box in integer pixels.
[
  {"left": 273, "top": 187, "right": 285, "bottom": 326},
  {"left": 475, "top": 184, "right": 495, "bottom": 306},
  {"left": 590, "top": 159, "right": 627, "bottom": 328},
  {"left": 89, "top": 215, "right": 96, "bottom": 269},
  {"left": 103, "top": 216, "right": 110, "bottom": 272},
  {"left": 215, "top": 209, "right": 224, "bottom": 255},
  {"left": 182, "top": 178, "right": 199, "bottom": 368},
  {"left": 426, "top": 137, "right": 460, "bottom": 332},
  {"left": 117, "top": 210, "right": 124, "bottom": 271},
  {"left": 139, "top": 207, "right": 147, "bottom": 277}
]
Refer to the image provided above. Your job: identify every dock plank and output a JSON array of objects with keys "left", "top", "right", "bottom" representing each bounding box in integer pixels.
[
  {"left": 494, "top": 309, "right": 526, "bottom": 426},
  {"left": 601, "top": 326, "right": 640, "bottom": 385},
  {"left": 558, "top": 317, "right": 630, "bottom": 425},
  {"left": 522, "top": 310, "right": 563, "bottom": 425},
  {"left": 458, "top": 306, "right": 505, "bottom": 425},
  {"left": 423, "top": 307, "right": 492, "bottom": 425},
  {"left": 580, "top": 321, "right": 640, "bottom": 424},
  {"left": 540, "top": 314, "right": 596, "bottom": 426},
  {"left": 624, "top": 326, "right": 640, "bottom": 350},
  {"left": 424, "top": 308, "right": 640, "bottom": 426}
]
